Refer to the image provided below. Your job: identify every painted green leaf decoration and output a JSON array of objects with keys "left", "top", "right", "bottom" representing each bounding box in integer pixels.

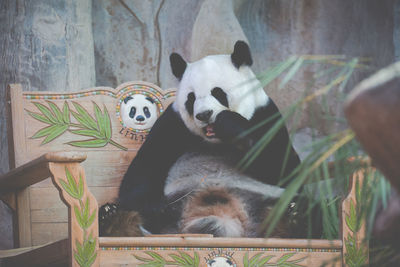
[
  {"left": 72, "top": 102, "right": 98, "bottom": 130},
  {"left": 41, "top": 124, "right": 69, "bottom": 144},
  {"left": 63, "top": 102, "right": 70, "bottom": 124},
  {"left": 67, "top": 139, "right": 108, "bottom": 148},
  {"left": 93, "top": 102, "right": 105, "bottom": 135},
  {"left": 26, "top": 110, "right": 51, "bottom": 124},
  {"left": 47, "top": 100, "right": 64, "bottom": 122},
  {"left": 28, "top": 100, "right": 126, "bottom": 150},
  {"left": 103, "top": 105, "right": 112, "bottom": 140},
  {"left": 33, "top": 102, "right": 57, "bottom": 123},
  {"left": 32, "top": 124, "right": 62, "bottom": 139},
  {"left": 70, "top": 129, "right": 103, "bottom": 138},
  {"left": 134, "top": 251, "right": 200, "bottom": 267}
]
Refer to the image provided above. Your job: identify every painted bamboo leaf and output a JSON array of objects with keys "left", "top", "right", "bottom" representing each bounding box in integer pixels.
[
  {"left": 78, "top": 174, "right": 84, "bottom": 199},
  {"left": 93, "top": 102, "right": 105, "bottom": 136},
  {"left": 72, "top": 102, "right": 98, "bottom": 130},
  {"left": 59, "top": 179, "right": 78, "bottom": 199},
  {"left": 71, "top": 111, "right": 97, "bottom": 131},
  {"left": 70, "top": 129, "right": 103, "bottom": 138},
  {"left": 67, "top": 139, "right": 108, "bottom": 148},
  {"left": 65, "top": 167, "right": 82, "bottom": 198},
  {"left": 47, "top": 101, "right": 64, "bottom": 122},
  {"left": 31, "top": 124, "right": 62, "bottom": 139},
  {"left": 26, "top": 110, "right": 51, "bottom": 124},
  {"left": 33, "top": 102, "right": 57, "bottom": 123},
  {"left": 103, "top": 105, "right": 112, "bottom": 140},
  {"left": 41, "top": 124, "right": 69, "bottom": 144},
  {"left": 63, "top": 101, "right": 70, "bottom": 123}
]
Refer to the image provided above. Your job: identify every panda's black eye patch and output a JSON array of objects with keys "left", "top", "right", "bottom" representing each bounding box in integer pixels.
[
  {"left": 185, "top": 92, "right": 196, "bottom": 116},
  {"left": 143, "top": 107, "right": 151, "bottom": 118},
  {"left": 211, "top": 87, "right": 229, "bottom": 108},
  {"left": 129, "top": 107, "right": 136, "bottom": 118}
]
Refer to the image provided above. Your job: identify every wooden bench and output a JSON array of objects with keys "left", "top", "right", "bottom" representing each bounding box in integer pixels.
[{"left": 0, "top": 82, "right": 368, "bottom": 266}]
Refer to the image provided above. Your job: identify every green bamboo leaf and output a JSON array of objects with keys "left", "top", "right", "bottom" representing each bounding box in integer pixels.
[
  {"left": 277, "top": 253, "right": 295, "bottom": 264},
  {"left": 59, "top": 179, "right": 78, "bottom": 198},
  {"left": 93, "top": 102, "right": 105, "bottom": 135},
  {"left": 134, "top": 254, "right": 152, "bottom": 263},
  {"left": 193, "top": 252, "right": 199, "bottom": 267},
  {"left": 74, "top": 205, "right": 84, "bottom": 228},
  {"left": 279, "top": 56, "right": 305, "bottom": 89},
  {"left": 63, "top": 102, "right": 70, "bottom": 124},
  {"left": 75, "top": 240, "right": 84, "bottom": 256},
  {"left": 65, "top": 167, "right": 79, "bottom": 197},
  {"left": 72, "top": 102, "right": 98, "bottom": 130},
  {"left": 178, "top": 252, "right": 193, "bottom": 264},
  {"left": 243, "top": 252, "right": 249, "bottom": 267},
  {"left": 74, "top": 251, "right": 85, "bottom": 266},
  {"left": 47, "top": 101, "right": 64, "bottom": 122},
  {"left": 258, "top": 255, "right": 274, "bottom": 265},
  {"left": 87, "top": 252, "right": 97, "bottom": 267},
  {"left": 249, "top": 253, "right": 262, "bottom": 266},
  {"left": 31, "top": 124, "right": 60, "bottom": 139},
  {"left": 145, "top": 251, "right": 165, "bottom": 263},
  {"left": 103, "top": 105, "right": 112, "bottom": 140},
  {"left": 33, "top": 102, "right": 57, "bottom": 123},
  {"left": 71, "top": 111, "right": 96, "bottom": 131},
  {"left": 67, "top": 139, "right": 108, "bottom": 148},
  {"left": 170, "top": 254, "right": 186, "bottom": 265},
  {"left": 41, "top": 124, "right": 69, "bottom": 145},
  {"left": 70, "top": 129, "right": 103, "bottom": 139},
  {"left": 87, "top": 209, "right": 96, "bottom": 228},
  {"left": 78, "top": 174, "right": 84, "bottom": 199},
  {"left": 83, "top": 198, "right": 90, "bottom": 223},
  {"left": 26, "top": 110, "right": 52, "bottom": 124}
]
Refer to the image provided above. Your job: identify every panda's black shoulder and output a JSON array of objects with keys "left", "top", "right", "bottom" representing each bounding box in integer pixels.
[{"left": 250, "top": 98, "right": 282, "bottom": 124}]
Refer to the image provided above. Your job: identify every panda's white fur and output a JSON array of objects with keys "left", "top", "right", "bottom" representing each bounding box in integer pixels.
[{"left": 173, "top": 54, "right": 269, "bottom": 143}]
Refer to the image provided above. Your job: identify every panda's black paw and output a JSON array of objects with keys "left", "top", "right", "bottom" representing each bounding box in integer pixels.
[{"left": 214, "top": 110, "right": 253, "bottom": 149}]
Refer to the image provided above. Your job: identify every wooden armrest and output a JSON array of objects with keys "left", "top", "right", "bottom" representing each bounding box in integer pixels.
[{"left": 0, "top": 152, "right": 86, "bottom": 194}]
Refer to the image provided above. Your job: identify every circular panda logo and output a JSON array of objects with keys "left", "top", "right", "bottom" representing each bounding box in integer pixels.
[
  {"left": 207, "top": 256, "right": 236, "bottom": 267},
  {"left": 120, "top": 94, "right": 158, "bottom": 131}
]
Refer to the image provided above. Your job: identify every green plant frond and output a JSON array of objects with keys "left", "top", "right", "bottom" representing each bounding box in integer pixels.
[{"left": 33, "top": 102, "right": 57, "bottom": 124}]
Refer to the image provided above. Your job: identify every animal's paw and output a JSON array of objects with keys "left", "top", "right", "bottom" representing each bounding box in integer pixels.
[
  {"left": 214, "top": 110, "right": 253, "bottom": 149},
  {"left": 99, "top": 203, "right": 148, "bottom": 236}
]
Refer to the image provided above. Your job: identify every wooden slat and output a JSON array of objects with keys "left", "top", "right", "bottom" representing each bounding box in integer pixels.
[
  {"left": 31, "top": 223, "right": 68, "bottom": 246},
  {"left": 0, "top": 152, "right": 86, "bottom": 194},
  {"left": 30, "top": 186, "right": 119, "bottom": 223},
  {"left": 100, "top": 249, "right": 342, "bottom": 267},
  {"left": 2, "top": 239, "right": 68, "bottom": 267},
  {"left": 100, "top": 237, "right": 343, "bottom": 249}
]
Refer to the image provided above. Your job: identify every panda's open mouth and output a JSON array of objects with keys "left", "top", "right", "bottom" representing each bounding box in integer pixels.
[{"left": 203, "top": 124, "right": 216, "bottom": 138}]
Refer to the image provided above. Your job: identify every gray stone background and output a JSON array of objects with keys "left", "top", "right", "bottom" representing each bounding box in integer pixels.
[{"left": 0, "top": 0, "right": 399, "bottom": 250}]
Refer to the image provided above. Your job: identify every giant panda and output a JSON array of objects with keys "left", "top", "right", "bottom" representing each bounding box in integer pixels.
[{"left": 101, "top": 41, "right": 304, "bottom": 238}]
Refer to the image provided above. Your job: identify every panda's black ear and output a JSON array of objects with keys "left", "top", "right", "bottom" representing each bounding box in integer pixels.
[
  {"left": 231, "top": 41, "right": 253, "bottom": 68},
  {"left": 123, "top": 96, "right": 133, "bottom": 104},
  {"left": 170, "top": 53, "right": 187, "bottom": 80}
]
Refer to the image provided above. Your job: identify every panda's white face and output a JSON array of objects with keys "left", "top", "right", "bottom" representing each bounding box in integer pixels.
[
  {"left": 207, "top": 256, "right": 235, "bottom": 267},
  {"left": 120, "top": 94, "right": 158, "bottom": 130},
  {"left": 172, "top": 54, "right": 269, "bottom": 143}
]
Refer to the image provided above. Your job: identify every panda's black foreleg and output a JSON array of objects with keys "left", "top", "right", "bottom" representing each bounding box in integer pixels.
[
  {"left": 214, "top": 107, "right": 300, "bottom": 186},
  {"left": 117, "top": 105, "right": 198, "bottom": 232}
]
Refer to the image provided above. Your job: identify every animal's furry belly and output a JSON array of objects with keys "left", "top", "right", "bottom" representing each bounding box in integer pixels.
[{"left": 164, "top": 151, "right": 284, "bottom": 199}]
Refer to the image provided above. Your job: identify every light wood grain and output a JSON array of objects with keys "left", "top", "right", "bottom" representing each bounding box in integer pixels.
[
  {"left": 2, "top": 238, "right": 68, "bottom": 267},
  {"left": 100, "top": 236, "right": 342, "bottom": 249}
]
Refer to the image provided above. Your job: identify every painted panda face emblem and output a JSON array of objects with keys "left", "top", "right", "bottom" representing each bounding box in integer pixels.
[{"left": 120, "top": 94, "right": 158, "bottom": 130}]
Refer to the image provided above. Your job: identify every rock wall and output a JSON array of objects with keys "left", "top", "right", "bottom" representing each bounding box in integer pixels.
[{"left": 0, "top": 0, "right": 398, "bottom": 249}]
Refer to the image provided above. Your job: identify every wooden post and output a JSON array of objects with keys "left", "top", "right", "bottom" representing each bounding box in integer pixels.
[
  {"left": 49, "top": 162, "right": 99, "bottom": 267},
  {"left": 342, "top": 169, "right": 369, "bottom": 267}
]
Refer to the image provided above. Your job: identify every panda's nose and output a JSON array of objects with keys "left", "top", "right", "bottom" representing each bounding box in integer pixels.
[
  {"left": 136, "top": 115, "right": 145, "bottom": 122},
  {"left": 195, "top": 110, "right": 213, "bottom": 122}
]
